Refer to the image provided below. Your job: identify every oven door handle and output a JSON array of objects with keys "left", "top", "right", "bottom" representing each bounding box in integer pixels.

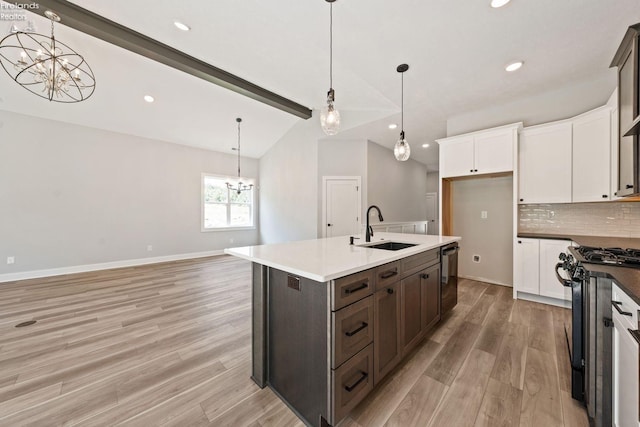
[{"left": 555, "top": 262, "right": 573, "bottom": 287}]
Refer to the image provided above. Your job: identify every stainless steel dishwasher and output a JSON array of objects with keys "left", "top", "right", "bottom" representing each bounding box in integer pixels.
[{"left": 440, "top": 243, "right": 459, "bottom": 314}]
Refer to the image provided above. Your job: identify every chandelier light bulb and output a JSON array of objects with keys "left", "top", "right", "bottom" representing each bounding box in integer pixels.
[{"left": 320, "top": 98, "right": 341, "bottom": 135}]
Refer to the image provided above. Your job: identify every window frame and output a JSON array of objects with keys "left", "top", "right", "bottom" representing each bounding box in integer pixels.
[{"left": 201, "top": 173, "right": 256, "bottom": 232}]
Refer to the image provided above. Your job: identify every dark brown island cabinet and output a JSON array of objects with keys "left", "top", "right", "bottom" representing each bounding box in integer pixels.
[{"left": 250, "top": 247, "right": 443, "bottom": 427}]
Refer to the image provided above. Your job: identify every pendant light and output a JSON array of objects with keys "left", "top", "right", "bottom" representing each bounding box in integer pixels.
[
  {"left": 0, "top": 11, "right": 96, "bottom": 103},
  {"left": 320, "top": 0, "right": 341, "bottom": 135},
  {"left": 226, "top": 118, "right": 254, "bottom": 195},
  {"left": 394, "top": 64, "right": 411, "bottom": 161}
]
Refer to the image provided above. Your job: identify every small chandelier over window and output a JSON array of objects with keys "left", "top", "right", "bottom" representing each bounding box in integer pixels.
[
  {"left": 394, "top": 63, "right": 411, "bottom": 161},
  {"left": 0, "top": 10, "right": 96, "bottom": 103},
  {"left": 320, "top": 0, "right": 341, "bottom": 135},
  {"left": 226, "top": 118, "right": 254, "bottom": 195}
]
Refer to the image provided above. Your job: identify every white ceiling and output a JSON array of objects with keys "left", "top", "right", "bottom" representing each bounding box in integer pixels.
[{"left": 1, "top": 0, "right": 639, "bottom": 170}]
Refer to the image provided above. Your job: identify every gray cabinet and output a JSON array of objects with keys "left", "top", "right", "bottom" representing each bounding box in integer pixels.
[
  {"left": 373, "top": 282, "right": 401, "bottom": 385},
  {"left": 401, "top": 272, "right": 423, "bottom": 354},
  {"left": 421, "top": 264, "right": 441, "bottom": 333}
]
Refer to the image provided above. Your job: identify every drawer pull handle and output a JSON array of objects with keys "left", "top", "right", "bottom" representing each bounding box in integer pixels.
[
  {"left": 380, "top": 270, "right": 398, "bottom": 279},
  {"left": 629, "top": 329, "right": 640, "bottom": 345},
  {"left": 387, "top": 288, "right": 394, "bottom": 295},
  {"left": 421, "top": 274, "right": 429, "bottom": 279},
  {"left": 345, "top": 322, "right": 368, "bottom": 337},
  {"left": 612, "top": 301, "right": 632, "bottom": 316},
  {"left": 344, "top": 283, "right": 368, "bottom": 295},
  {"left": 344, "top": 371, "right": 368, "bottom": 392}
]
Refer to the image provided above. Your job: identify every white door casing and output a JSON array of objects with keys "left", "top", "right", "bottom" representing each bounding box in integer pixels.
[
  {"left": 425, "top": 192, "right": 438, "bottom": 235},
  {"left": 322, "top": 177, "right": 362, "bottom": 238}
]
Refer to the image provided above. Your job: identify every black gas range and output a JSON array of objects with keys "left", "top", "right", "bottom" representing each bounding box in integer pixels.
[{"left": 557, "top": 244, "right": 640, "bottom": 426}]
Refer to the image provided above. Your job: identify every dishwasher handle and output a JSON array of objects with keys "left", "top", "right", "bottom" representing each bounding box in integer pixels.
[{"left": 442, "top": 246, "right": 459, "bottom": 256}]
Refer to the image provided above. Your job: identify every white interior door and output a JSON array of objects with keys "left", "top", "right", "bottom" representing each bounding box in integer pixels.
[
  {"left": 324, "top": 177, "right": 361, "bottom": 238},
  {"left": 425, "top": 192, "right": 438, "bottom": 235}
]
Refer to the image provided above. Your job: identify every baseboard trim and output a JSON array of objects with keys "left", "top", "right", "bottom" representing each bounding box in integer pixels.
[
  {"left": 459, "top": 275, "right": 513, "bottom": 288},
  {"left": 516, "top": 291, "right": 572, "bottom": 309},
  {"left": 0, "top": 250, "right": 225, "bottom": 283}
]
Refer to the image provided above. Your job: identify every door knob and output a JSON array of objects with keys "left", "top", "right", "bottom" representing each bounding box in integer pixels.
[{"left": 327, "top": 224, "right": 332, "bottom": 227}]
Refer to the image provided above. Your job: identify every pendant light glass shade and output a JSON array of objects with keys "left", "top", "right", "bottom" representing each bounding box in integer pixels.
[
  {"left": 320, "top": 89, "right": 340, "bottom": 135},
  {"left": 394, "top": 131, "right": 411, "bottom": 161},
  {"left": 394, "top": 63, "right": 410, "bottom": 161},
  {"left": 321, "top": 0, "right": 340, "bottom": 135}
]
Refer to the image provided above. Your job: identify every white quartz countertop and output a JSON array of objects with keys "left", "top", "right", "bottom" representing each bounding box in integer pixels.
[{"left": 224, "top": 233, "right": 461, "bottom": 282}]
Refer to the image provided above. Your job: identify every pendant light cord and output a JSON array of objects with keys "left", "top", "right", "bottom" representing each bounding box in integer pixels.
[
  {"left": 237, "top": 120, "right": 241, "bottom": 178},
  {"left": 329, "top": 2, "right": 333, "bottom": 90},
  {"left": 401, "top": 71, "right": 404, "bottom": 134}
]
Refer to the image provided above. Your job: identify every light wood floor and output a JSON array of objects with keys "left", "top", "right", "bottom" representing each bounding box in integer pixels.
[{"left": 0, "top": 256, "right": 588, "bottom": 426}]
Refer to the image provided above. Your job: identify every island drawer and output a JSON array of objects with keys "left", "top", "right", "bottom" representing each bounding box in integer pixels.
[
  {"left": 331, "top": 343, "right": 374, "bottom": 424},
  {"left": 375, "top": 261, "right": 401, "bottom": 290},
  {"left": 401, "top": 248, "right": 440, "bottom": 277},
  {"left": 332, "top": 270, "right": 375, "bottom": 311},
  {"left": 332, "top": 296, "right": 373, "bottom": 368}
]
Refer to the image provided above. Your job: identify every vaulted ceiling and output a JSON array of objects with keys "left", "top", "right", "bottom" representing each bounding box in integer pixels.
[{"left": 1, "top": 0, "right": 638, "bottom": 170}]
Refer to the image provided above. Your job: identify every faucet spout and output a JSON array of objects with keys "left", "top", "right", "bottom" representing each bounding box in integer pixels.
[{"left": 365, "top": 205, "right": 384, "bottom": 242}]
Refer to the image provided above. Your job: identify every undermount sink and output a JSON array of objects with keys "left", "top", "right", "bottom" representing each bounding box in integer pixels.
[{"left": 366, "top": 241, "right": 417, "bottom": 251}]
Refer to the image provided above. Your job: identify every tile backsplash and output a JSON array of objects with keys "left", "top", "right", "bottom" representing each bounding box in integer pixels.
[{"left": 519, "top": 202, "right": 640, "bottom": 237}]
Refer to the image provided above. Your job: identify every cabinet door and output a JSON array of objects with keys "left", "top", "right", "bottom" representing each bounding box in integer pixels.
[
  {"left": 519, "top": 123, "right": 572, "bottom": 204},
  {"left": 538, "top": 239, "right": 572, "bottom": 301},
  {"left": 421, "top": 264, "right": 441, "bottom": 333},
  {"left": 514, "top": 238, "right": 539, "bottom": 295},
  {"left": 572, "top": 109, "right": 611, "bottom": 202},
  {"left": 373, "top": 282, "right": 401, "bottom": 385},
  {"left": 401, "top": 273, "right": 423, "bottom": 356},
  {"left": 439, "top": 136, "right": 474, "bottom": 178},
  {"left": 613, "top": 310, "right": 639, "bottom": 427},
  {"left": 474, "top": 129, "right": 514, "bottom": 174}
]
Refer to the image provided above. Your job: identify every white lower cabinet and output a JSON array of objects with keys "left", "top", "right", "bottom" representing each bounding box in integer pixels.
[
  {"left": 514, "top": 238, "right": 572, "bottom": 301},
  {"left": 612, "top": 283, "right": 640, "bottom": 427}
]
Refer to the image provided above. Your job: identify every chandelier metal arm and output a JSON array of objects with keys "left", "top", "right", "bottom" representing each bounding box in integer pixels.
[{"left": 8, "top": 0, "right": 312, "bottom": 119}]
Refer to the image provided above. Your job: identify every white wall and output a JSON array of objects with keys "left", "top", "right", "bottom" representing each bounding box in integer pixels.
[
  {"left": 452, "top": 176, "right": 513, "bottom": 286},
  {"left": 317, "top": 139, "right": 368, "bottom": 236},
  {"left": 366, "top": 141, "right": 428, "bottom": 223},
  {"left": 446, "top": 72, "right": 615, "bottom": 136},
  {"left": 259, "top": 114, "right": 321, "bottom": 244},
  {"left": 0, "top": 110, "right": 259, "bottom": 276}
]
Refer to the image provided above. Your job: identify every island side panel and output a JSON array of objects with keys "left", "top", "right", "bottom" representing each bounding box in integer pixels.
[
  {"left": 252, "top": 262, "right": 268, "bottom": 388},
  {"left": 268, "top": 268, "right": 330, "bottom": 427}
]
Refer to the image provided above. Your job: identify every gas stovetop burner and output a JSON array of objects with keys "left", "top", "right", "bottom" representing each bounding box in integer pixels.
[{"left": 576, "top": 246, "right": 640, "bottom": 268}]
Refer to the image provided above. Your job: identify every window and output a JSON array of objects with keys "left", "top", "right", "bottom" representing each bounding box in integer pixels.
[{"left": 202, "top": 174, "right": 255, "bottom": 230}]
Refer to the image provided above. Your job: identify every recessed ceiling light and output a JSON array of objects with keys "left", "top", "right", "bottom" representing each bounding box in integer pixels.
[
  {"left": 422, "top": 143, "right": 430, "bottom": 148},
  {"left": 505, "top": 61, "right": 523, "bottom": 72},
  {"left": 174, "top": 21, "right": 191, "bottom": 31},
  {"left": 144, "top": 95, "right": 155, "bottom": 103},
  {"left": 490, "top": 0, "right": 511, "bottom": 8},
  {"left": 388, "top": 123, "right": 398, "bottom": 129}
]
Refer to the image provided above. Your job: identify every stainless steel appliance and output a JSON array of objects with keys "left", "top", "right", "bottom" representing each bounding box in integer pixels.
[
  {"left": 557, "top": 245, "right": 640, "bottom": 426},
  {"left": 441, "top": 243, "right": 459, "bottom": 314}
]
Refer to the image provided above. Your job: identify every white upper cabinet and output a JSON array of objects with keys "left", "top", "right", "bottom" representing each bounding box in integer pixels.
[
  {"left": 519, "top": 122, "right": 572, "bottom": 204},
  {"left": 439, "top": 136, "right": 475, "bottom": 178},
  {"left": 572, "top": 107, "right": 611, "bottom": 202},
  {"left": 438, "top": 124, "right": 520, "bottom": 179}
]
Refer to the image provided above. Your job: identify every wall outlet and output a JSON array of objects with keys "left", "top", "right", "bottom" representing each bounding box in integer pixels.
[
  {"left": 7, "top": 256, "right": 15, "bottom": 265},
  {"left": 473, "top": 255, "right": 481, "bottom": 263},
  {"left": 147, "top": 245, "right": 153, "bottom": 252},
  {"left": 481, "top": 211, "right": 488, "bottom": 219}
]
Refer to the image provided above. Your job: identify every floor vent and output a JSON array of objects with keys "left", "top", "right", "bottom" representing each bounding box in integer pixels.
[{"left": 15, "top": 320, "right": 37, "bottom": 328}]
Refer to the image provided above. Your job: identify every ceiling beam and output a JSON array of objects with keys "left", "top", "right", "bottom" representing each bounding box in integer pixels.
[{"left": 11, "top": 0, "right": 312, "bottom": 119}]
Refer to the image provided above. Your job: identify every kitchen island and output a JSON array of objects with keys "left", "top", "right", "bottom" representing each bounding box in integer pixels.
[{"left": 225, "top": 232, "right": 460, "bottom": 427}]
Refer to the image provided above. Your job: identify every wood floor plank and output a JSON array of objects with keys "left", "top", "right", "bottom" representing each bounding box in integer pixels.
[
  {"left": 528, "top": 307, "right": 556, "bottom": 354},
  {"left": 208, "top": 387, "right": 280, "bottom": 426},
  {"left": 560, "top": 391, "right": 589, "bottom": 427},
  {"left": 519, "top": 347, "right": 564, "bottom": 427},
  {"left": 491, "top": 322, "right": 529, "bottom": 390},
  {"left": 424, "top": 321, "right": 482, "bottom": 386},
  {"left": 474, "top": 378, "right": 523, "bottom": 427},
  {"left": 551, "top": 307, "right": 572, "bottom": 393},
  {"left": 428, "top": 349, "right": 496, "bottom": 427},
  {"left": 384, "top": 374, "right": 447, "bottom": 427}
]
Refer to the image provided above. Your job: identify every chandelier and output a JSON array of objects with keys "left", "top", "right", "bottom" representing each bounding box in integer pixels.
[
  {"left": 0, "top": 10, "right": 96, "bottom": 103},
  {"left": 226, "top": 118, "right": 254, "bottom": 195}
]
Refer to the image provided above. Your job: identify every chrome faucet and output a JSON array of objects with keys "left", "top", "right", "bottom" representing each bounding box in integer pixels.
[{"left": 365, "top": 205, "right": 384, "bottom": 242}]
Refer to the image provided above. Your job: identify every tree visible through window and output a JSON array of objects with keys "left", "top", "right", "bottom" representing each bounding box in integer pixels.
[{"left": 203, "top": 175, "right": 254, "bottom": 230}]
